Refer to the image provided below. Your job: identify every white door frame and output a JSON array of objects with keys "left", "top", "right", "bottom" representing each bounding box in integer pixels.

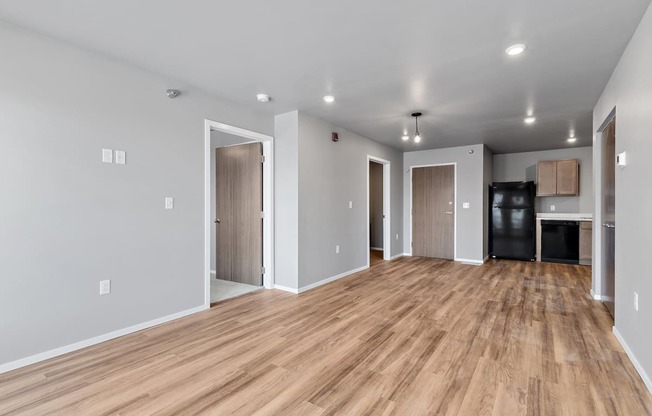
[
  {"left": 591, "top": 108, "right": 616, "bottom": 300},
  {"left": 204, "top": 120, "right": 274, "bottom": 308},
  {"left": 408, "top": 163, "right": 457, "bottom": 260},
  {"left": 367, "top": 156, "right": 391, "bottom": 266}
]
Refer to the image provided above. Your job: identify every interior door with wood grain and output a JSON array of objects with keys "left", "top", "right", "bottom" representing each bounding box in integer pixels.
[
  {"left": 216, "top": 143, "right": 263, "bottom": 286},
  {"left": 602, "top": 119, "right": 616, "bottom": 318},
  {"left": 412, "top": 165, "right": 455, "bottom": 259}
]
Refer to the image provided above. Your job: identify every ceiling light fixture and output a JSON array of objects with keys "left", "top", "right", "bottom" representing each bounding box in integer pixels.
[
  {"left": 323, "top": 95, "right": 335, "bottom": 103},
  {"left": 412, "top": 112, "right": 423, "bottom": 143},
  {"left": 256, "top": 93, "right": 271, "bottom": 102},
  {"left": 402, "top": 135, "right": 410, "bottom": 141},
  {"left": 524, "top": 116, "right": 536, "bottom": 124},
  {"left": 567, "top": 137, "right": 577, "bottom": 143},
  {"left": 506, "top": 44, "right": 527, "bottom": 56}
]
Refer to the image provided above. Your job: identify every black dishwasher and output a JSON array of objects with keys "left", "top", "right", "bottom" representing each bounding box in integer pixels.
[{"left": 540, "top": 220, "right": 580, "bottom": 264}]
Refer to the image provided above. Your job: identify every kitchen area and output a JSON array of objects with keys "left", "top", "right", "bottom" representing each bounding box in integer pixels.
[{"left": 490, "top": 147, "right": 593, "bottom": 266}]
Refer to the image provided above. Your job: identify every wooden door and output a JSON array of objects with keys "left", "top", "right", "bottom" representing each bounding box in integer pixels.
[
  {"left": 412, "top": 165, "right": 455, "bottom": 259},
  {"left": 602, "top": 119, "right": 616, "bottom": 318},
  {"left": 556, "top": 159, "right": 579, "bottom": 195},
  {"left": 216, "top": 143, "right": 263, "bottom": 286},
  {"left": 536, "top": 161, "right": 557, "bottom": 196}
]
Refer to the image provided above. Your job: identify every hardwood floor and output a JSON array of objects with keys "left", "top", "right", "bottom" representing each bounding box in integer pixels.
[{"left": 1, "top": 258, "right": 651, "bottom": 415}]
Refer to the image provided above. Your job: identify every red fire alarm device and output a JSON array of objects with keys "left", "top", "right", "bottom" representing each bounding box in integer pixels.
[{"left": 332, "top": 132, "right": 339, "bottom": 142}]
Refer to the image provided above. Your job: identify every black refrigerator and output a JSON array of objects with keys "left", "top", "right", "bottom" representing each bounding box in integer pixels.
[{"left": 489, "top": 182, "right": 536, "bottom": 261}]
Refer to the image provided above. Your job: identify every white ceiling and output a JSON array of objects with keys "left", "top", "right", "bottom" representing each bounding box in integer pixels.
[{"left": 0, "top": 0, "right": 649, "bottom": 153}]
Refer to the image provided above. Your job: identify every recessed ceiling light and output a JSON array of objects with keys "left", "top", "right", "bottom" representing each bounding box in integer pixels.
[
  {"left": 524, "top": 116, "right": 536, "bottom": 124},
  {"left": 506, "top": 44, "right": 527, "bottom": 56},
  {"left": 567, "top": 137, "right": 577, "bottom": 143},
  {"left": 402, "top": 135, "right": 410, "bottom": 141},
  {"left": 256, "top": 93, "right": 271, "bottom": 102},
  {"left": 323, "top": 95, "right": 335, "bottom": 103}
]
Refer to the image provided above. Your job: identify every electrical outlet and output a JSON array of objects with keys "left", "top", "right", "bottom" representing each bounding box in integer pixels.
[
  {"left": 335, "top": 245, "right": 340, "bottom": 254},
  {"left": 165, "top": 197, "right": 174, "bottom": 210},
  {"left": 100, "top": 280, "right": 111, "bottom": 295},
  {"left": 463, "top": 202, "right": 470, "bottom": 209},
  {"left": 550, "top": 205, "right": 556, "bottom": 211},
  {"left": 635, "top": 292, "right": 639, "bottom": 311}
]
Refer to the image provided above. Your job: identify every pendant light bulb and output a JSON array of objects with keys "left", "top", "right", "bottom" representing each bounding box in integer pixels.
[{"left": 411, "top": 112, "right": 423, "bottom": 144}]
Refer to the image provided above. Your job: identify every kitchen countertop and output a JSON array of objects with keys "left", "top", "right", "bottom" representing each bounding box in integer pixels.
[{"left": 536, "top": 213, "right": 593, "bottom": 221}]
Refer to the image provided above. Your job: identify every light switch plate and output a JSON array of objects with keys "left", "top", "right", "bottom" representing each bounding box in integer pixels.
[
  {"left": 102, "top": 148, "right": 113, "bottom": 163},
  {"left": 550, "top": 205, "right": 556, "bottom": 211},
  {"left": 100, "top": 279, "right": 111, "bottom": 295},
  {"left": 115, "top": 150, "right": 126, "bottom": 165},
  {"left": 335, "top": 245, "right": 340, "bottom": 254},
  {"left": 349, "top": 201, "right": 353, "bottom": 209},
  {"left": 463, "top": 202, "right": 470, "bottom": 209},
  {"left": 617, "top": 151, "right": 627, "bottom": 167},
  {"left": 165, "top": 197, "right": 174, "bottom": 210}
]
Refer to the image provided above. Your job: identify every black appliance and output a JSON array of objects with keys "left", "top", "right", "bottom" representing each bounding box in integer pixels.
[
  {"left": 540, "top": 220, "right": 580, "bottom": 264},
  {"left": 490, "top": 182, "right": 536, "bottom": 261}
]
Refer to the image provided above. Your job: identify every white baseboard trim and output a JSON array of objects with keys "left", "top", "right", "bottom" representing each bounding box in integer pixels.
[
  {"left": 483, "top": 255, "right": 489, "bottom": 263},
  {"left": 0, "top": 304, "right": 207, "bottom": 375},
  {"left": 298, "top": 265, "right": 369, "bottom": 294},
  {"left": 273, "top": 284, "right": 299, "bottom": 294},
  {"left": 370, "top": 247, "right": 383, "bottom": 251},
  {"left": 613, "top": 326, "right": 652, "bottom": 394},
  {"left": 590, "top": 289, "right": 609, "bottom": 301},
  {"left": 391, "top": 253, "right": 409, "bottom": 260},
  {"left": 455, "top": 258, "right": 484, "bottom": 265}
]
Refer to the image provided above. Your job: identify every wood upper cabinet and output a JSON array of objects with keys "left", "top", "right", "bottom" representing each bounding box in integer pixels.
[{"left": 536, "top": 159, "right": 579, "bottom": 196}]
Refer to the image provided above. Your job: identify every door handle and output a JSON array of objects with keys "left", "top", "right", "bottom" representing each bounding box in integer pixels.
[
  {"left": 215, "top": 219, "right": 221, "bottom": 224},
  {"left": 445, "top": 211, "right": 453, "bottom": 215},
  {"left": 602, "top": 223, "right": 614, "bottom": 228}
]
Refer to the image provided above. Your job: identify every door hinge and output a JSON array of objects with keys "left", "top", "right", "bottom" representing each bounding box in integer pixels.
[
  {"left": 260, "top": 211, "right": 265, "bottom": 219},
  {"left": 261, "top": 155, "right": 265, "bottom": 163},
  {"left": 261, "top": 266, "right": 265, "bottom": 274}
]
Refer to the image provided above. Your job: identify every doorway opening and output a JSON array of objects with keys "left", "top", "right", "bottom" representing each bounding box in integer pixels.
[
  {"left": 367, "top": 156, "right": 391, "bottom": 266},
  {"left": 410, "top": 164, "right": 456, "bottom": 260},
  {"left": 601, "top": 116, "right": 616, "bottom": 318},
  {"left": 204, "top": 120, "right": 274, "bottom": 307}
]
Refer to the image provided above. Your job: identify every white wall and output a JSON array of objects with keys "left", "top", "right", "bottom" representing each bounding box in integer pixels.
[
  {"left": 297, "top": 112, "right": 403, "bottom": 288},
  {"left": 493, "top": 147, "right": 593, "bottom": 214},
  {"left": 0, "top": 22, "right": 272, "bottom": 368},
  {"left": 273, "top": 111, "right": 403, "bottom": 291},
  {"left": 369, "top": 162, "right": 384, "bottom": 249},
  {"left": 592, "top": 1, "right": 652, "bottom": 391},
  {"left": 273, "top": 111, "right": 300, "bottom": 290},
  {"left": 403, "top": 144, "right": 486, "bottom": 263}
]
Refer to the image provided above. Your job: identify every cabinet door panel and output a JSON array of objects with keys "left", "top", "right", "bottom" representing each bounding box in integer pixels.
[
  {"left": 536, "top": 161, "right": 557, "bottom": 196},
  {"left": 556, "top": 160, "right": 579, "bottom": 195}
]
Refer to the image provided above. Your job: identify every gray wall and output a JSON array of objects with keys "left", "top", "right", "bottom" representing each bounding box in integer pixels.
[
  {"left": 297, "top": 112, "right": 403, "bottom": 288},
  {"left": 209, "top": 131, "right": 255, "bottom": 272},
  {"left": 592, "top": 2, "right": 652, "bottom": 387},
  {"left": 273, "top": 111, "right": 300, "bottom": 290},
  {"left": 0, "top": 22, "right": 272, "bottom": 367},
  {"left": 493, "top": 147, "right": 593, "bottom": 214},
  {"left": 482, "top": 146, "right": 493, "bottom": 259},
  {"left": 369, "top": 162, "right": 384, "bottom": 249},
  {"left": 403, "top": 144, "right": 486, "bottom": 262}
]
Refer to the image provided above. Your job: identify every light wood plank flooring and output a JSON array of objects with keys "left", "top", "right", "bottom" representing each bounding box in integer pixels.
[{"left": 1, "top": 258, "right": 651, "bottom": 415}]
